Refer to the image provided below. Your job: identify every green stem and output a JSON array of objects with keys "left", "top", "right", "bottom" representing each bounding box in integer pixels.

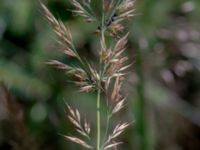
[{"left": 97, "top": 89, "right": 101, "bottom": 150}]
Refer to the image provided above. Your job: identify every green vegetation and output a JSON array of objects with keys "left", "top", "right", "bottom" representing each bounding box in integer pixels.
[{"left": 0, "top": 0, "right": 200, "bottom": 150}]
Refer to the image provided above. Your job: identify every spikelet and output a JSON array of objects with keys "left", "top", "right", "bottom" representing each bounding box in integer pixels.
[
  {"left": 103, "top": 141, "right": 123, "bottom": 150},
  {"left": 64, "top": 136, "right": 93, "bottom": 149},
  {"left": 112, "top": 98, "right": 126, "bottom": 114},
  {"left": 105, "top": 0, "right": 135, "bottom": 37},
  {"left": 46, "top": 60, "right": 71, "bottom": 70},
  {"left": 71, "top": 0, "right": 95, "bottom": 22}
]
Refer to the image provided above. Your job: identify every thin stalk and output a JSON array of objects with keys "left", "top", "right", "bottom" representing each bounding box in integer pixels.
[
  {"left": 97, "top": 89, "right": 101, "bottom": 150},
  {"left": 97, "top": 3, "right": 105, "bottom": 146}
]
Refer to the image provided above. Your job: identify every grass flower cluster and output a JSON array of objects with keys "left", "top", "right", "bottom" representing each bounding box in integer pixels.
[{"left": 41, "top": 0, "right": 135, "bottom": 149}]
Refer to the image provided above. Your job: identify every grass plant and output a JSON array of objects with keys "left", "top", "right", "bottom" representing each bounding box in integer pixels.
[{"left": 41, "top": 0, "right": 135, "bottom": 149}]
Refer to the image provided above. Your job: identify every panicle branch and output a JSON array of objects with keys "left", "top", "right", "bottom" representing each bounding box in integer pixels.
[
  {"left": 67, "top": 104, "right": 91, "bottom": 138},
  {"left": 102, "top": 122, "right": 130, "bottom": 149},
  {"left": 41, "top": 3, "right": 77, "bottom": 57}
]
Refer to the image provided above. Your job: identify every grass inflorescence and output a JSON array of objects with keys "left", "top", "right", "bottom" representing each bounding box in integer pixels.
[{"left": 41, "top": 0, "right": 135, "bottom": 149}]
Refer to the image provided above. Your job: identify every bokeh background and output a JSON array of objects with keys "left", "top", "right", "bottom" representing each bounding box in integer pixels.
[{"left": 0, "top": 0, "right": 200, "bottom": 150}]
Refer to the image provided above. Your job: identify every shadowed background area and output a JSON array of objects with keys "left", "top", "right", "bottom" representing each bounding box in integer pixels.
[{"left": 0, "top": 0, "right": 200, "bottom": 150}]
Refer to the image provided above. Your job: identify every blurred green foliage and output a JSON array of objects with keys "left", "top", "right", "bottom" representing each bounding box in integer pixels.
[{"left": 0, "top": 0, "right": 200, "bottom": 150}]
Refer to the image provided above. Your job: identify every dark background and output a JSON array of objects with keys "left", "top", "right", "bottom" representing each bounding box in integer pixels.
[{"left": 0, "top": 0, "right": 200, "bottom": 150}]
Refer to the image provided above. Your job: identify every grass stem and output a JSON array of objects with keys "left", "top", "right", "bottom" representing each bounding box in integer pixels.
[{"left": 97, "top": 89, "right": 101, "bottom": 150}]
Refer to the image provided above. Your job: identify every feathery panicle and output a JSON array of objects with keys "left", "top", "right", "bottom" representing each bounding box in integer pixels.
[
  {"left": 42, "top": 0, "right": 135, "bottom": 149},
  {"left": 41, "top": 3, "right": 77, "bottom": 57},
  {"left": 64, "top": 136, "right": 93, "bottom": 149}
]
